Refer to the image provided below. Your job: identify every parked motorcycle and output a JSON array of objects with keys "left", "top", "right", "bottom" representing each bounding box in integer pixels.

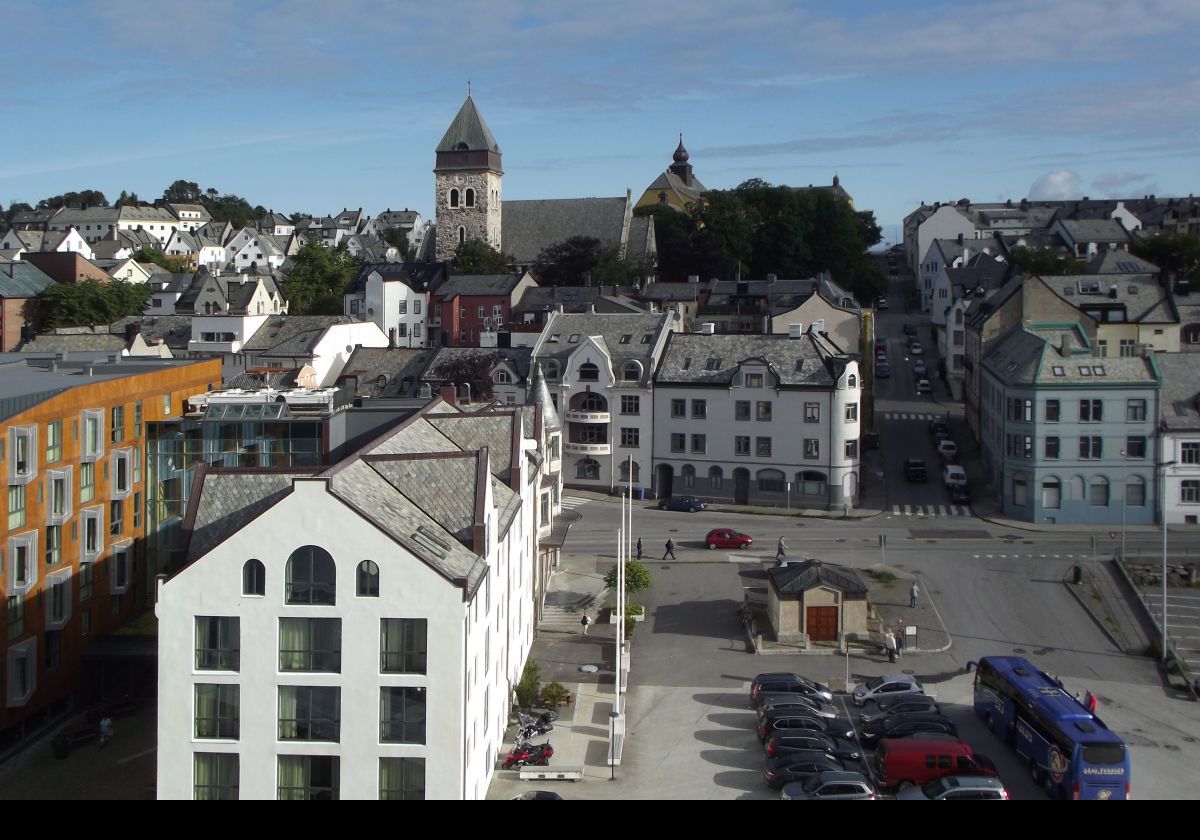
[
  {"left": 503, "top": 740, "right": 554, "bottom": 769},
  {"left": 517, "top": 709, "right": 557, "bottom": 737}
]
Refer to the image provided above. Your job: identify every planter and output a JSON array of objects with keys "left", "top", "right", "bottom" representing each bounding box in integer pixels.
[{"left": 608, "top": 612, "right": 645, "bottom": 623}]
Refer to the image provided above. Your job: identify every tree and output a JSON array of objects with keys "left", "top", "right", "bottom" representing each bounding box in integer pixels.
[
  {"left": 382, "top": 226, "right": 410, "bottom": 256},
  {"left": 115, "top": 190, "right": 141, "bottom": 207},
  {"left": 36, "top": 280, "right": 150, "bottom": 329},
  {"left": 1007, "top": 247, "right": 1085, "bottom": 276},
  {"left": 452, "top": 239, "right": 509, "bottom": 274},
  {"left": 130, "top": 248, "right": 192, "bottom": 273},
  {"left": 430, "top": 352, "right": 500, "bottom": 402},
  {"left": 162, "top": 180, "right": 202, "bottom": 202},
  {"left": 1, "top": 201, "right": 33, "bottom": 235},
  {"left": 604, "top": 558, "right": 653, "bottom": 598},
  {"left": 532, "top": 235, "right": 604, "bottom": 286},
  {"left": 1131, "top": 232, "right": 1200, "bottom": 281},
  {"left": 36, "top": 190, "right": 107, "bottom": 209},
  {"left": 281, "top": 239, "right": 357, "bottom": 314}
]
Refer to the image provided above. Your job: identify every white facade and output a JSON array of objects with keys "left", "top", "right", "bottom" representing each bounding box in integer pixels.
[
  {"left": 1160, "top": 434, "right": 1199, "bottom": 525},
  {"left": 362, "top": 271, "right": 428, "bottom": 349},
  {"left": 190, "top": 314, "right": 272, "bottom": 379},
  {"left": 228, "top": 234, "right": 285, "bottom": 273},
  {"left": 908, "top": 204, "right": 975, "bottom": 277},
  {"left": 309, "top": 323, "right": 390, "bottom": 387},
  {"left": 106, "top": 257, "right": 153, "bottom": 284}
]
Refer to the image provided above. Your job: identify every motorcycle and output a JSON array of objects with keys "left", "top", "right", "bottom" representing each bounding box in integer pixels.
[
  {"left": 517, "top": 709, "right": 557, "bottom": 737},
  {"left": 503, "top": 740, "right": 554, "bottom": 770}
]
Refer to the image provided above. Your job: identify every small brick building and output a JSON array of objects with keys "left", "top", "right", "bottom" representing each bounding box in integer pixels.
[{"left": 766, "top": 559, "right": 869, "bottom": 646}]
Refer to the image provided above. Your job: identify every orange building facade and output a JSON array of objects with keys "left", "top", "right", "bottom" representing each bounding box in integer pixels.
[{"left": 1, "top": 355, "right": 220, "bottom": 741}]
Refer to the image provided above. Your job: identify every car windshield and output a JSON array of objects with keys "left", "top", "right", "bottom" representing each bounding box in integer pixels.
[
  {"left": 800, "top": 775, "right": 826, "bottom": 793},
  {"left": 864, "top": 677, "right": 885, "bottom": 690},
  {"left": 921, "top": 777, "right": 951, "bottom": 798}
]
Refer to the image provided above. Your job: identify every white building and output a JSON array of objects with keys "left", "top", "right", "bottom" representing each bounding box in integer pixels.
[
  {"left": 651, "top": 328, "right": 861, "bottom": 509},
  {"left": 156, "top": 396, "right": 559, "bottom": 799},
  {"left": 1154, "top": 354, "right": 1200, "bottom": 525},
  {"left": 240, "top": 316, "right": 390, "bottom": 387},
  {"left": 902, "top": 202, "right": 975, "bottom": 277}
]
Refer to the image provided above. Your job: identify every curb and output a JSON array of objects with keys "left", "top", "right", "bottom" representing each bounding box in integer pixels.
[{"left": 1061, "top": 569, "right": 1125, "bottom": 653}]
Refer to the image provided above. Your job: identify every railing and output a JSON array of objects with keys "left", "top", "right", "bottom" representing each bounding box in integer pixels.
[
  {"left": 563, "top": 410, "right": 610, "bottom": 423},
  {"left": 564, "top": 441, "right": 611, "bottom": 455}
]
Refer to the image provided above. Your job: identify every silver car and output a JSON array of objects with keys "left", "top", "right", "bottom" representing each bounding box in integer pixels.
[
  {"left": 852, "top": 674, "right": 924, "bottom": 707},
  {"left": 758, "top": 693, "right": 839, "bottom": 720},
  {"left": 859, "top": 695, "right": 939, "bottom": 725},
  {"left": 897, "top": 775, "right": 1009, "bottom": 800},
  {"left": 781, "top": 771, "right": 877, "bottom": 800}
]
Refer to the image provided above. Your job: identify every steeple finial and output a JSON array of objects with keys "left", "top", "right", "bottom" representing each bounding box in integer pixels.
[{"left": 467, "top": 79, "right": 471, "bottom": 97}]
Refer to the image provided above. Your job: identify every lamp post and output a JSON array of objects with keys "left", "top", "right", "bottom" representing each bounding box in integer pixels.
[
  {"left": 1120, "top": 450, "right": 1127, "bottom": 561},
  {"left": 1160, "top": 460, "right": 1177, "bottom": 665}
]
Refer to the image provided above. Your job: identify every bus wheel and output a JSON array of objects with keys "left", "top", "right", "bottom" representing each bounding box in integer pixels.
[
  {"left": 1043, "top": 774, "right": 1057, "bottom": 799},
  {"left": 1030, "top": 759, "right": 1043, "bottom": 784}
]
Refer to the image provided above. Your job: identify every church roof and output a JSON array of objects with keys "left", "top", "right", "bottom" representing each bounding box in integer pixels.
[
  {"left": 502, "top": 197, "right": 630, "bottom": 265},
  {"left": 436, "top": 95, "right": 501, "bottom": 154}
]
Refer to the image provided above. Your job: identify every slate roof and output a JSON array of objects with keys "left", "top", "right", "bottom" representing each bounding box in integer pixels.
[
  {"left": 513, "top": 284, "right": 637, "bottom": 315},
  {"left": 338, "top": 347, "right": 437, "bottom": 398},
  {"left": 187, "top": 470, "right": 311, "bottom": 562},
  {"left": 18, "top": 332, "right": 126, "bottom": 354},
  {"left": 1040, "top": 274, "right": 1174, "bottom": 323},
  {"left": 638, "top": 282, "right": 701, "bottom": 302},
  {"left": 768, "top": 559, "right": 868, "bottom": 598},
  {"left": 426, "top": 413, "right": 517, "bottom": 478},
  {"left": 502, "top": 197, "right": 630, "bottom": 265},
  {"left": 376, "top": 209, "right": 421, "bottom": 228},
  {"left": 347, "top": 261, "right": 448, "bottom": 295},
  {"left": 625, "top": 214, "right": 656, "bottom": 268},
  {"left": 1058, "top": 218, "right": 1130, "bottom": 244},
  {"left": 983, "top": 323, "right": 1160, "bottom": 386},
  {"left": 534, "top": 312, "right": 672, "bottom": 387},
  {"left": 645, "top": 168, "right": 707, "bottom": 203},
  {"left": 655, "top": 332, "right": 840, "bottom": 388},
  {"left": 528, "top": 363, "right": 561, "bottom": 431},
  {"left": 1156, "top": 352, "right": 1200, "bottom": 430},
  {"left": 108, "top": 315, "right": 196, "bottom": 351},
  {"left": 366, "top": 452, "right": 481, "bottom": 543},
  {"left": 424, "top": 347, "right": 533, "bottom": 385},
  {"left": 944, "top": 253, "right": 1010, "bottom": 295},
  {"left": 436, "top": 95, "right": 501, "bottom": 154},
  {"left": 0, "top": 261, "right": 56, "bottom": 298},
  {"left": 1087, "top": 250, "right": 1159, "bottom": 274},
  {"left": 966, "top": 275, "right": 1023, "bottom": 330},
  {"left": 431, "top": 273, "right": 525, "bottom": 298},
  {"left": 241, "top": 315, "right": 356, "bottom": 355},
  {"left": 225, "top": 369, "right": 301, "bottom": 389}
]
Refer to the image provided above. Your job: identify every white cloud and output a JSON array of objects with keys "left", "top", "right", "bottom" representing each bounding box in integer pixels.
[{"left": 1028, "top": 170, "right": 1082, "bottom": 200}]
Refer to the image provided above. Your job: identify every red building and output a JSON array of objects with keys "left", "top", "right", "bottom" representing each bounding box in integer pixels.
[{"left": 429, "top": 272, "right": 536, "bottom": 347}]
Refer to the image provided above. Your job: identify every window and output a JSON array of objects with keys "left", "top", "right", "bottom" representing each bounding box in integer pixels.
[
  {"left": 380, "top": 758, "right": 425, "bottom": 800},
  {"left": 1096, "top": 339, "right": 1108, "bottom": 358},
  {"left": 1127, "top": 399, "right": 1147, "bottom": 422},
  {"left": 1079, "top": 399, "right": 1103, "bottom": 422},
  {"left": 691, "top": 399, "right": 707, "bottom": 419},
  {"left": 133, "top": 491, "right": 141, "bottom": 529},
  {"left": 449, "top": 188, "right": 459, "bottom": 208},
  {"left": 381, "top": 618, "right": 428, "bottom": 674},
  {"left": 45, "top": 525, "right": 61, "bottom": 567},
  {"left": 7, "top": 594, "right": 24, "bottom": 639},
  {"left": 195, "top": 684, "right": 240, "bottom": 739},
  {"left": 1045, "top": 400, "right": 1060, "bottom": 423},
  {"left": 757, "top": 401, "right": 772, "bottom": 422},
  {"left": 758, "top": 437, "right": 774, "bottom": 458},
  {"left": 1182, "top": 442, "right": 1200, "bottom": 464},
  {"left": 414, "top": 300, "right": 422, "bottom": 315},
  {"left": 621, "top": 395, "right": 640, "bottom": 415},
  {"left": 162, "top": 394, "right": 172, "bottom": 416},
  {"left": 1042, "top": 479, "right": 1061, "bottom": 509},
  {"left": 10, "top": 427, "right": 34, "bottom": 480},
  {"left": 46, "top": 421, "right": 61, "bottom": 463},
  {"left": 622, "top": 363, "right": 640, "bottom": 382},
  {"left": 380, "top": 687, "right": 426, "bottom": 744},
  {"left": 110, "top": 499, "right": 124, "bottom": 536},
  {"left": 576, "top": 458, "right": 600, "bottom": 480},
  {"left": 194, "top": 753, "right": 239, "bottom": 800},
  {"left": 134, "top": 401, "right": 142, "bottom": 437},
  {"left": 1119, "top": 338, "right": 1136, "bottom": 357},
  {"left": 81, "top": 508, "right": 102, "bottom": 557},
  {"left": 465, "top": 188, "right": 475, "bottom": 207},
  {"left": 277, "top": 756, "right": 340, "bottom": 801},
  {"left": 44, "top": 629, "right": 61, "bottom": 670},
  {"left": 1022, "top": 435, "right": 1033, "bottom": 459},
  {"left": 1127, "top": 475, "right": 1146, "bottom": 507},
  {"left": 279, "top": 617, "right": 341, "bottom": 672},
  {"left": 1045, "top": 437, "right": 1060, "bottom": 459},
  {"left": 7, "top": 485, "right": 24, "bottom": 529},
  {"left": 803, "top": 439, "right": 819, "bottom": 459},
  {"left": 845, "top": 440, "right": 858, "bottom": 458},
  {"left": 285, "top": 545, "right": 336, "bottom": 605},
  {"left": 111, "top": 406, "right": 124, "bottom": 444},
  {"left": 1126, "top": 437, "right": 1147, "bottom": 459},
  {"left": 1013, "top": 478, "right": 1028, "bottom": 507},
  {"left": 620, "top": 427, "right": 639, "bottom": 448},
  {"left": 745, "top": 372, "right": 763, "bottom": 387},
  {"left": 804, "top": 403, "right": 820, "bottom": 423},
  {"left": 1080, "top": 436, "right": 1103, "bottom": 459},
  {"left": 691, "top": 434, "right": 706, "bottom": 454},
  {"left": 279, "top": 686, "right": 340, "bottom": 742},
  {"left": 677, "top": 464, "right": 694, "bottom": 489},
  {"left": 757, "top": 469, "right": 785, "bottom": 492},
  {"left": 671, "top": 433, "right": 685, "bottom": 453},
  {"left": 671, "top": 399, "right": 686, "bottom": 419},
  {"left": 79, "top": 564, "right": 93, "bottom": 602},
  {"left": 845, "top": 403, "right": 858, "bottom": 422},
  {"left": 477, "top": 305, "right": 486, "bottom": 318},
  {"left": 735, "top": 401, "right": 751, "bottom": 421},
  {"left": 709, "top": 466, "right": 723, "bottom": 490},
  {"left": 81, "top": 462, "right": 95, "bottom": 502},
  {"left": 578, "top": 363, "right": 599, "bottom": 382},
  {"left": 1181, "top": 480, "right": 1200, "bottom": 503},
  {"left": 619, "top": 334, "right": 632, "bottom": 345},
  {"left": 196, "top": 617, "right": 240, "bottom": 671},
  {"left": 735, "top": 436, "right": 751, "bottom": 456},
  {"left": 1089, "top": 477, "right": 1109, "bottom": 506},
  {"left": 242, "top": 560, "right": 265, "bottom": 596},
  {"left": 356, "top": 560, "right": 379, "bottom": 597}
]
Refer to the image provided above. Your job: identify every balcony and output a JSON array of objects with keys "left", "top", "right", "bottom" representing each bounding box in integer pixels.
[
  {"left": 564, "top": 441, "right": 611, "bottom": 455},
  {"left": 564, "top": 410, "right": 611, "bottom": 424},
  {"left": 189, "top": 337, "right": 241, "bottom": 354}
]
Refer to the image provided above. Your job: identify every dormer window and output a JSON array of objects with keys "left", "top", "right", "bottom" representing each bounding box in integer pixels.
[
  {"left": 579, "top": 363, "right": 599, "bottom": 382},
  {"left": 568, "top": 334, "right": 580, "bottom": 343},
  {"left": 619, "top": 335, "right": 632, "bottom": 344}
]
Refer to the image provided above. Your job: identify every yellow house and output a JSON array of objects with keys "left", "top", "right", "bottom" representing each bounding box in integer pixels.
[{"left": 636, "top": 136, "right": 707, "bottom": 214}]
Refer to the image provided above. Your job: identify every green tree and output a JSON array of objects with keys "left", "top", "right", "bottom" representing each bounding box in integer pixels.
[
  {"left": 36, "top": 280, "right": 150, "bottom": 329},
  {"left": 115, "top": 190, "right": 141, "bottom": 207},
  {"left": 381, "top": 227, "right": 410, "bottom": 257},
  {"left": 281, "top": 239, "right": 357, "bottom": 314},
  {"left": 430, "top": 352, "right": 500, "bottom": 402},
  {"left": 532, "top": 235, "right": 604, "bottom": 286},
  {"left": 1131, "top": 232, "right": 1200, "bottom": 280},
  {"left": 1, "top": 201, "right": 33, "bottom": 235},
  {"left": 37, "top": 189, "right": 107, "bottom": 209},
  {"left": 162, "top": 180, "right": 202, "bottom": 202},
  {"left": 130, "top": 248, "right": 192, "bottom": 273},
  {"left": 1007, "top": 247, "right": 1085, "bottom": 276},
  {"left": 604, "top": 558, "right": 653, "bottom": 597},
  {"left": 452, "top": 239, "right": 510, "bottom": 274}
]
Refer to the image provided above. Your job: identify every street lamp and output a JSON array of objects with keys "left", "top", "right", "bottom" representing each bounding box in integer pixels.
[
  {"left": 1120, "top": 450, "right": 1127, "bottom": 561},
  {"left": 1160, "top": 460, "right": 1177, "bottom": 665}
]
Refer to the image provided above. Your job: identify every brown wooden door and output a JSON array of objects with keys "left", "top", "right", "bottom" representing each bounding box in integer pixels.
[{"left": 806, "top": 606, "right": 839, "bottom": 642}]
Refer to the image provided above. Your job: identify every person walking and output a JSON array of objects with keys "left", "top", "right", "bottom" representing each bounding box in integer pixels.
[
  {"left": 636, "top": 538, "right": 643, "bottom": 561},
  {"left": 909, "top": 581, "right": 920, "bottom": 609},
  {"left": 884, "top": 629, "right": 897, "bottom": 664},
  {"left": 895, "top": 622, "right": 906, "bottom": 659},
  {"left": 776, "top": 536, "right": 787, "bottom": 561},
  {"left": 99, "top": 716, "right": 113, "bottom": 748},
  {"left": 580, "top": 614, "right": 592, "bottom": 636},
  {"left": 663, "top": 538, "right": 676, "bottom": 561}
]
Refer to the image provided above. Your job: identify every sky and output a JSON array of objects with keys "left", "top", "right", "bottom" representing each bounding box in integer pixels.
[{"left": 3, "top": 0, "right": 1199, "bottom": 245}]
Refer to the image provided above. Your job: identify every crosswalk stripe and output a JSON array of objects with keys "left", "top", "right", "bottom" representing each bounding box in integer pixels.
[
  {"left": 893, "top": 505, "right": 901, "bottom": 515},
  {"left": 888, "top": 504, "right": 975, "bottom": 518}
]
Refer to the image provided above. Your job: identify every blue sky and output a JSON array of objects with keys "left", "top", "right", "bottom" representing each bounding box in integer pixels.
[{"left": 3, "top": 0, "right": 1199, "bottom": 243}]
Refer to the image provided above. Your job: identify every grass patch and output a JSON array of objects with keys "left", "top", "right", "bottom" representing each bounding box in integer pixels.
[{"left": 866, "top": 569, "right": 897, "bottom": 584}]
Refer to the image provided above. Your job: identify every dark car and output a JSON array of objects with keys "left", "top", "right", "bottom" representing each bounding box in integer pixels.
[
  {"left": 657, "top": 495, "right": 707, "bottom": 512},
  {"left": 757, "top": 693, "right": 839, "bottom": 721},
  {"left": 876, "top": 363, "right": 891, "bottom": 379},
  {"left": 875, "top": 297, "right": 889, "bottom": 310},
  {"left": 759, "top": 710, "right": 857, "bottom": 742},
  {"left": 904, "top": 459, "right": 928, "bottom": 482},
  {"left": 861, "top": 714, "right": 957, "bottom": 748},
  {"left": 912, "top": 359, "right": 928, "bottom": 376},
  {"left": 874, "top": 336, "right": 888, "bottom": 349},
  {"left": 903, "top": 323, "right": 918, "bottom": 336},
  {"left": 928, "top": 419, "right": 948, "bottom": 436},
  {"left": 948, "top": 484, "right": 971, "bottom": 505},
  {"left": 860, "top": 695, "right": 940, "bottom": 725},
  {"left": 750, "top": 673, "right": 834, "bottom": 706},
  {"left": 765, "top": 731, "right": 861, "bottom": 762},
  {"left": 704, "top": 528, "right": 752, "bottom": 550},
  {"left": 764, "top": 753, "right": 846, "bottom": 789}
]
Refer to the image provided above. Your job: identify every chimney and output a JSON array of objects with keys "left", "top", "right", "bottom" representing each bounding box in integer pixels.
[
  {"left": 687, "top": 275, "right": 700, "bottom": 284},
  {"left": 439, "top": 385, "right": 456, "bottom": 406},
  {"left": 388, "top": 328, "right": 397, "bottom": 349},
  {"left": 767, "top": 273, "right": 777, "bottom": 284},
  {"left": 699, "top": 322, "right": 715, "bottom": 335},
  {"left": 1109, "top": 284, "right": 1118, "bottom": 299},
  {"left": 788, "top": 323, "right": 805, "bottom": 339}
]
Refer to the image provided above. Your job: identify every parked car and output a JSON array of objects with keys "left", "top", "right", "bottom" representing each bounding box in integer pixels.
[
  {"left": 765, "top": 731, "right": 861, "bottom": 762},
  {"left": 903, "top": 323, "right": 918, "bottom": 336},
  {"left": 897, "top": 774, "right": 1009, "bottom": 800},
  {"left": 948, "top": 484, "right": 971, "bottom": 505},
  {"left": 904, "top": 459, "right": 928, "bottom": 482},
  {"left": 875, "top": 738, "right": 995, "bottom": 790},
  {"left": 705, "top": 528, "right": 752, "bottom": 550},
  {"left": 763, "top": 753, "right": 846, "bottom": 789},
  {"left": 943, "top": 464, "right": 967, "bottom": 486},
  {"left": 859, "top": 695, "right": 941, "bottom": 725},
  {"left": 511, "top": 790, "right": 565, "bottom": 800},
  {"left": 860, "top": 714, "right": 958, "bottom": 748},
  {"left": 912, "top": 359, "right": 927, "bottom": 376},
  {"left": 937, "top": 440, "right": 958, "bottom": 462},
  {"left": 928, "top": 418, "right": 948, "bottom": 436},
  {"left": 657, "top": 495, "right": 707, "bottom": 512},
  {"left": 759, "top": 710, "right": 856, "bottom": 742},
  {"left": 915, "top": 378, "right": 932, "bottom": 394},
  {"left": 876, "top": 363, "right": 891, "bottom": 379},
  {"left": 750, "top": 673, "right": 834, "bottom": 705},
  {"left": 757, "top": 693, "right": 839, "bottom": 721},
  {"left": 875, "top": 345, "right": 888, "bottom": 359},
  {"left": 875, "top": 336, "right": 888, "bottom": 349},
  {"left": 909, "top": 341, "right": 924, "bottom": 355},
  {"left": 875, "top": 297, "right": 889, "bottom": 310},
  {"left": 852, "top": 674, "right": 925, "bottom": 707},
  {"left": 781, "top": 771, "right": 877, "bottom": 800}
]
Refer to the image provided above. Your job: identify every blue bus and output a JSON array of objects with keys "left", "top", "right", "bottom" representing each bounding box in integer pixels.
[{"left": 973, "top": 656, "right": 1130, "bottom": 800}]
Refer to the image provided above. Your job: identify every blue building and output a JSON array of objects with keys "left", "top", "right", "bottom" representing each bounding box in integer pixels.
[{"left": 980, "top": 322, "right": 1161, "bottom": 524}]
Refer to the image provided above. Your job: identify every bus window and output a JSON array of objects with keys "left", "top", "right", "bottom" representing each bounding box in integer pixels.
[{"left": 1083, "top": 743, "right": 1125, "bottom": 765}]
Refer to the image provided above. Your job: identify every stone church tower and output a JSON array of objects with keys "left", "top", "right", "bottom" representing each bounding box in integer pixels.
[{"left": 434, "top": 95, "right": 503, "bottom": 262}]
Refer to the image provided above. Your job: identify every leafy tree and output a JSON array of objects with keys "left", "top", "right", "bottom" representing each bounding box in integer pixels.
[
  {"left": 37, "top": 190, "right": 107, "bottom": 209},
  {"left": 1, "top": 202, "right": 33, "bottom": 235},
  {"left": 1131, "top": 232, "right": 1200, "bottom": 281},
  {"left": 163, "top": 180, "right": 203, "bottom": 202},
  {"left": 382, "top": 226, "right": 410, "bottom": 255},
  {"left": 281, "top": 239, "right": 357, "bottom": 314},
  {"left": 1007, "top": 247, "right": 1085, "bottom": 276},
  {"left": 202, "top": 192, "right": 257, "bottom": 228},
  {"left": 131, "top": 248, "right": 192, "bottom": 273},
  {"left": 452, "top": 239, "right": 510, "bottom": 274},
  {"left": 533, "top": 235, "right": 604, "bottom": 286},
  {"left": 430, "top": 351, "right": 500, "bottom": 402},
  {"left": 36, "top": 280, "right": 150, "bottom": 329},
  {"left": 842, "top": 257, "right": 888, "bottom": 306},
  {"left": 115, "top": 190, "right": 141, "bottom": 207},
  {"left": 604, "top": 558, "right": 653, "bottom": 597}
]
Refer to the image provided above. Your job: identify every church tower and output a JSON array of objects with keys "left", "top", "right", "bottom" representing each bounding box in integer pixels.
[{"left": 434, "top": 94, "right": 503, "bottom": 263}]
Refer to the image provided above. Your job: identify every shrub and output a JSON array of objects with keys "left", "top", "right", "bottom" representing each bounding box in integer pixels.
[
  {"left": 515, "top": 660, "right": 541, "bottom": 708},
  {"left": 541, "top": 682, "right": 570, "bottom": 707}
]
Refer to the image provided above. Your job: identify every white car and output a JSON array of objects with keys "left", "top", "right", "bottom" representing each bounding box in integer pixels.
[
  {"left": 916, "top": 378, "right": 932, "bottom": 394},
  {"left": 937, "top": 440, "right": 958, "bottom": 461},
  {"left": 943, "top": 465, "right": 967, "bottom": 487},
  {"left": 851, "top": 674, "right": 925, "bottom": 707},
  {"left": 909, "top": 341, "right": 924, "bottom": 355}
]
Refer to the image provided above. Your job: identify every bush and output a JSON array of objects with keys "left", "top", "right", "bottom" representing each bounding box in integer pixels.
[
  {"left": 624, "top": 614, "right": 637, "bottom": 637},
  {"left": 541, "top": 682, "right": 570, "bottom": 707},
  {"left": 515, "top": 660, "right": 541, "bottom": 708},
  {"left": 604, "top": 559, "right": 653, "bottom": 597},
  {"left": 627, "top": 603, "right": 644, "bottom": 617}
]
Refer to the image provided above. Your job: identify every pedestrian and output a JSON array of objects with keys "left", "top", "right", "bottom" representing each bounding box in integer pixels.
[
  {"left": 99, "top": 716, "right": 113, "bottom": 748},
  {"left": 580, "top": 614, "right": 592, "bottom": 636},
  {"left": 1084, "top": 690, "right": 1097, "bottom": 714},
  {"left": 884, "top": 629, "right": 897, "bottom": 663},
  {"left": 636, "top": 538, "right": 643, "bottom": 561},
  {"left": 663, "top": 538, "right": 676, "bottom": 561},
  {"left": 895, "top": 624, "right": 906, "bottom": 659},
  {"left": 909, "top": 581, "right": 920, "bottom": 609},
  {"left": 776, "top": 536, "right": 787, "bottom": 561}
]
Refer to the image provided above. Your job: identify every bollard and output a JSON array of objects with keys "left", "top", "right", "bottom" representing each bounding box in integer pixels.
[{"left": 1072, "top": 564, "right": 1085, "bottom": 585}]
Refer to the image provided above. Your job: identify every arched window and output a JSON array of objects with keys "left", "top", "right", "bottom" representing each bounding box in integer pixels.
[
  {"left": 243, "top": 559, "right": 265, "bottom": 596},
  {"left": 458, "top": 226, "right": 466, "bottom": 245},
  {"left": 618, "top": 460, "right": 641, "bottom": 483},
  {"left": 356, "top": 560, "right": 379, "bottom": 597},
  {"left": 579, "top": 362, "right": 599, "bottom": 382},
  {"left": 449, "top": 189, "right": 460, "bottom": 208},
  {"left": 797, "top": 470, "right": 827, "bottom": 496},
  {"left": 1088, "top": 476, "right": 1110, "bottom": 507},
  {"left": 286, "top": 545, "right": 336, "bottom": 605},
  {"left": 681, "top": 465, "right": 695, "bottom": 488},
  {"left": 544, "top": 360, "right": 560, "bottom": 380},
  {"left": 493, "top": 369, "right": 512, "bottom": 384},
  {"left": 455, "top": 142, "right": 469, "bottom": 151},
  {"left": 757, "top": 468, "right": 785, "bottom": 492},
  {"left": 622, "top": 362, "right": 641, "bottom": 381},
  {"left": 465, "top": 188, "right": 475, "bottom": 208},
  {"left": 1126, "top": 475, "right": 1146, "bottom": 507},
  {"left": 709, "top": 466, "right": 723, "bottom": 490},
  {"left": 847, "top": 373, "right": 858, "bottom": 388},
  {"left": 577, "top": 458, "right": 600, "bottom": 480},
  {"left": 579, "top": 392, "right": 607, "bottom": 412}
]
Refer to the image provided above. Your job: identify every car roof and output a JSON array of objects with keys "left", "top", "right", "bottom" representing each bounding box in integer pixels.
[
  {"left": 813, "top": 770, "right": 869, "bottom": 784},
  {"left": 937, "top": 775, "right": 1005, "bottom": 789}
]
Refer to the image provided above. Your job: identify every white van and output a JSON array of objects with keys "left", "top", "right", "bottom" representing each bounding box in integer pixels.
[{"left": 943, "top": 465, "right": 967, "bottom": 487}]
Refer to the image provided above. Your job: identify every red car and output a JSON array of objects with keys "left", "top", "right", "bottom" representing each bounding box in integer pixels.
[{"left": 706, "top": 528, "right": 752, "bottom": 549}]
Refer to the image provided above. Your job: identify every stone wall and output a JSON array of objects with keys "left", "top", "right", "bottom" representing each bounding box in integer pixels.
[{"left": 435, "top": 171, "right": 502, "bottom": 262}]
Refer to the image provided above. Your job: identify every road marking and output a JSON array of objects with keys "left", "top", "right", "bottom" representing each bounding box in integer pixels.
[
  {"left": 560, "top": 495, "right": 590, "bottom": 510},
  {"left": 893, "top": 505, "right": 901, "bottom": 514}
]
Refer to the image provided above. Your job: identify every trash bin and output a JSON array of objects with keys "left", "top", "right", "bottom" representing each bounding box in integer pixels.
[
  {"left": 636, "top": 486, "right": 645, "bottom": 501},
  {"left": 1072, "top": 565, "right": 1085, "bottom": 585}
]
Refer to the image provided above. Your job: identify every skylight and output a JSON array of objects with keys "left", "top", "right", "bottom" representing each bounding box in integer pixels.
[
  {"left": 619, "top": 334, "right": 632, "bottom": 344},
  {"left": 1079, "top": 366, "right": 1092, "bottom": 376},
  {"left": 705, "top": 358, "right": 723, "bottom": 371},
  {"left": 1052, "top": 366, "right": 1065, "bottom": 376},
  {"left": 681, "top": 357, "right": 691, "bottom": 370},
  {"left": 1092, "top": 365, "right": 1106, "bottom": 376},
  {"left": 568, "top": 334, "right": 580, "bottom": 343}
]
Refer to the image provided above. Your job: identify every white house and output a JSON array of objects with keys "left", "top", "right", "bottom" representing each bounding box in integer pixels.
[
  {"left": 0, "top": 227, "right": 93, "bottom": 259},
  {"left": 651, "top": 328, "right": 861, "bottom": 509},
  {"left": 156, "top": 396, "right": 556, "bottom": 799},
  {"left": 921, "top": 237, "right": 1004, "bottom": 323},
  {"left": 227, "top": 231, "right": 287, "bottom": 273},
  {"left": 240, "top": 316, "right": 389, "bottom": 387},
  {"left": 902, "top": 203, "right": 975, "bottom": 277},
  {"left": 1154, "top": 354, "right": 1200, "bottom": 525}
]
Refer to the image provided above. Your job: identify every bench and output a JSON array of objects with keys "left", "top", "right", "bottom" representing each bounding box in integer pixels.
[{"left": 518, "top": 765, "right": 584, "bottom": 782}]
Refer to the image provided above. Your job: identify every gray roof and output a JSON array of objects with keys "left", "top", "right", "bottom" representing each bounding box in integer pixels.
[
  {"left": 436, "top": 95, "right": 501, "bottom": 154},
  {"left": 944, "top": 253, "right": 1010, "bottom": 296},
  {"left": 431, "top": 273, "right": 525, "bottom": 298},
  {"left": 638, "top": 282, "right": 701, "bottom": 302},
  {"left": 626, "top": 214, "right": 655, "bottom": 268},
  {"left": 1057, "top": 218, "right": 1130, "bottom": 244},
  {"left": 0, "top": 261, "right": 56, "bottom": 298},
  {"left": 502, "top": 197, "right": 630, "bottom": 265},
  {"left": 983, "top": 323, "right": 1160, "bottom": 386},
  {"left": 338, "top": 347, "right": 437, "bottom": 398},
  {"left": 188, "top": 470, "right": 309, "bottom": 563},
  {"left": 513, "top": 284, "right": 637, "bottom": 315},
  {"left": 108, "top": 315, "right": 193, "bottom": 351},
  {"left": 1039, "top": 274, "right": 1174, "bottom": 323},
  {"left": 966, "top": 275, "right": 1023, "bottom": 330},
  {"left": 528, "top": 363, "right": 561, "bottom": 431},
  {"left": 1156, "top": 352, "right": 1200, "bottom": 430},
  {"left": 655, "top": 332, "right": 840, "bottom": 388},
  {"left": 242, "top": 315, "right": 357, "bottom": 354},
  {"left": 1087, "top": 250, "right": 1159, "bottom": 274},
  {"left": 18, "top": 332, "right": 126, "bottom": 354},
  {"left": 768, "top": 559, "right": 868, "bottom": 598},
  {"left": 534, "top": 312, "right": 672, "bottom": 387},
  {"left": 424, "top": 347, "right": 533, "bottom": 385},
  {"left": 645, "top": 168, "right": 707, "bottom": 203},
  {"left": 347, "top": 261, "right": 447, "bottom": 295},
  {"left": 425, "top": 412, "right": 517, "bottom": 478},
  {"left": 366, "top": 452, "right": 482, "bottom": 543}
]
